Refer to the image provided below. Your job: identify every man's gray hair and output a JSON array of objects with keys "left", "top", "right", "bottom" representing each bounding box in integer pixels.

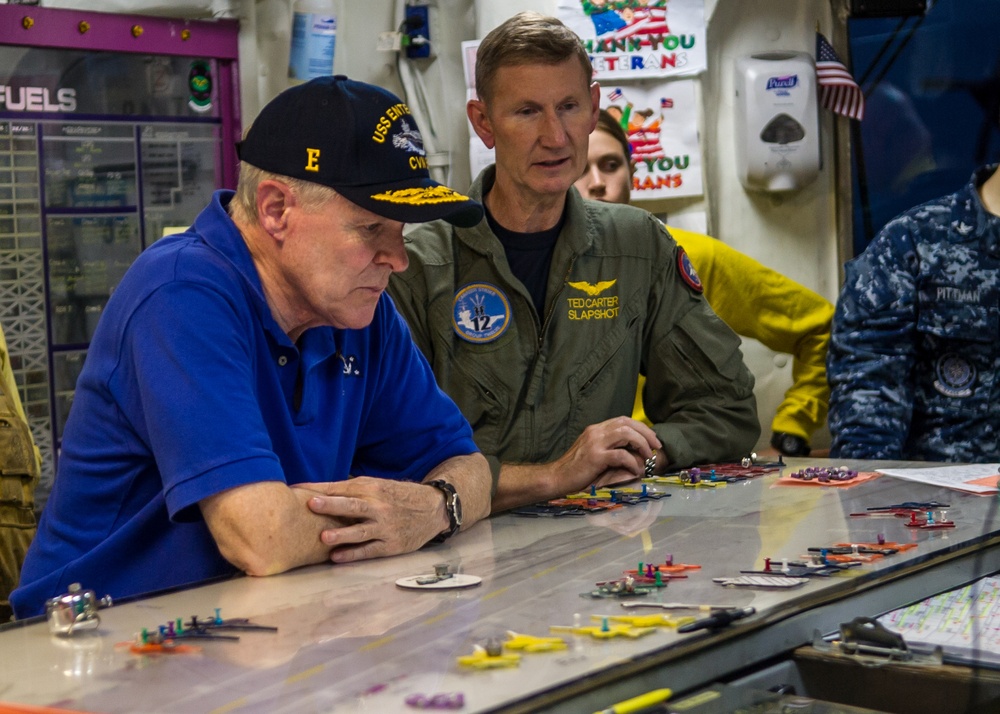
[
  {"left": 230, "top": 162, "right": 338, "bottom": 225},
  {"left": 475, "top": 12, "right": 593, "bottom": 104}
]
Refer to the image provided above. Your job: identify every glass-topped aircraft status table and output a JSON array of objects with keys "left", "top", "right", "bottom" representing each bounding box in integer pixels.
[{"left": 2, "top": 458, "right": 1000, "bottom": 713}]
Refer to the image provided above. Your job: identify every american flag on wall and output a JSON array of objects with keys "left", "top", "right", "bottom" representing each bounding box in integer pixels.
[{"left": 815, "top": 32, "right": 865, "bottom": 121}]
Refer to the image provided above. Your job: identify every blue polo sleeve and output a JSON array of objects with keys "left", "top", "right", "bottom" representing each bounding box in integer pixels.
[{"left": 120, "top": 280, "right": 285, "bottom": 520}]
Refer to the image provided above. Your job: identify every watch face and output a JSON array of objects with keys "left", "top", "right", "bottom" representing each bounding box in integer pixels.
[{"left": 452, "top": 492, "right": 463, "bottom": 527}]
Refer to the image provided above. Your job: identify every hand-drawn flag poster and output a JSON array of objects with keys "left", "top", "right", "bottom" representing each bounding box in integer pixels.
[
  {"left": 602, "top": 79, "right": 703, "bottom": 200},
  {"left": 558, "top": 0, "right": 707, "bottom": 80}
]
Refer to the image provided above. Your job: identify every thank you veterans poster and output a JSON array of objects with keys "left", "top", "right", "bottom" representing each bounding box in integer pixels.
[
  {"left": 558, "top": 0, "right": 707, "bottom": 80},
  {"left": 603, "top": 80, "right": 702, "bottom": 200}
]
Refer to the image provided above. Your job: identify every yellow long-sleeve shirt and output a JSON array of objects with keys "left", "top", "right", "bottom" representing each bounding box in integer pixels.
[{"left": 634, "top": 226, "right": 833, "bottom": 443}]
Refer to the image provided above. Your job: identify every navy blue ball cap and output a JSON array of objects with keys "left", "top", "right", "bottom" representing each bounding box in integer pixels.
[{"left": 237, "top": 75, "right": 483, "bottom": 228}]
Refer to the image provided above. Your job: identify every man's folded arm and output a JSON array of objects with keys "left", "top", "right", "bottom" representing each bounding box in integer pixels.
[{"left": 200, "top": 480, "right": 342, "bottom": 576}]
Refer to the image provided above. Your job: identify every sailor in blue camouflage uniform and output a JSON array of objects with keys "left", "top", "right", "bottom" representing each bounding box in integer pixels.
[{"left": 828, "top": 164, "right": 1000, "bottom": 461}]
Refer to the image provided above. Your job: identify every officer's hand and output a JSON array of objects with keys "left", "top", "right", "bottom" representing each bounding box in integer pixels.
[
  {"left": 295, "top": 477, "right": 446, "bottom": 563},
  {"left": 553, "top": 416, "right": 661, "bottom": 493}
]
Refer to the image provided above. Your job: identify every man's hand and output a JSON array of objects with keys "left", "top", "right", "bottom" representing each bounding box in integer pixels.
[
  {"left": 296, "top": 478, "right": 444, "bottom": 563},
  {"left": 299, "top": 453, "right": 492, "bottom": 563},
  {"left": 556, "top": 416, "right": 661, "bottom": 487},
  {"left": 492, "top": 416, "right": 662, "bottom": 512}
]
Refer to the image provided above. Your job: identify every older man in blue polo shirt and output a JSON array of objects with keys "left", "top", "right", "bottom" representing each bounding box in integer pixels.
[{"left": 13, "top": 77, "right": 491, "bottom": 618}]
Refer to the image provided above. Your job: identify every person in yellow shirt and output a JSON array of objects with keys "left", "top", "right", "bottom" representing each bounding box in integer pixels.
[{"left": 575, "top": 109, "right": 833, "bottom": 456}]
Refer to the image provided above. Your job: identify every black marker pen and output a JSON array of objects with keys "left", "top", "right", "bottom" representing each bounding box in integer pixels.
[{"left": 677, "top": 606, "right": 756, "bottom": 633}]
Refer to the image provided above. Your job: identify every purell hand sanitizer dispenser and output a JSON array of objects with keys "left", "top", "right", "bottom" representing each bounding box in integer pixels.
[
  {"left": 289, "top": 0, "right": 337, "bottom": 82},
  {"left": 734, "top": 52, "right": 820, "bottom": 192}
]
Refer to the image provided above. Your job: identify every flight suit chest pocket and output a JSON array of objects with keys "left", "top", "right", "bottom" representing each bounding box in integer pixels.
[
  {"left": 567, "top": 302, "right": 641, "bottom": 410},
  {"left": 441, "top": 356, "right": 509, "bottom": 454},
  {"left": 433, "top": 321, "right": 519, "bottom": 455}
]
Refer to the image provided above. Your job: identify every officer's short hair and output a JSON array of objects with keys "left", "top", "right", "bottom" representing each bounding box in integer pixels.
[{"left": 475, "top": 12, "right": 593, "bottom": 104}]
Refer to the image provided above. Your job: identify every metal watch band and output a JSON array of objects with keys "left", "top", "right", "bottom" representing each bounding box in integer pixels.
[{"left": 426, "top": 479, "right": 461, "bottom": 544}]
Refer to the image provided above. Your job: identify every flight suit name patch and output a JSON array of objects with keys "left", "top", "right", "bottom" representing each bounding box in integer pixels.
[
  {"left": 566, "top": 280, "right": 620, "bottom": 321},
  {"left": 566, "top": 295, "right": 620, "bottom": 320}
]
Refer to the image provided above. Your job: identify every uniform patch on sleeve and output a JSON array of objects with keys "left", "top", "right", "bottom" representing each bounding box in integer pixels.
[{"left": 677, "top": 249, "right": 703, "bottom": 293}]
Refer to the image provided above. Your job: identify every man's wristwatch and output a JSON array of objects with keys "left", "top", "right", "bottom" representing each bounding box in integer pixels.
[
  {"left": 426, "top": 479, "right": 463, "bottom": 544},
  {"left": 770, "top": 431, "right": 811, "bottom": 457}
]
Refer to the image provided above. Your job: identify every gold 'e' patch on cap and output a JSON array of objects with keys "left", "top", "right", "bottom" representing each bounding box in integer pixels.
[{"left": 305, "top": 148, "right": 320, "bottom": 172}]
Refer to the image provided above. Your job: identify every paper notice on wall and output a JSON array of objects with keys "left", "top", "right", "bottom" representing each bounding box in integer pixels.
[
  {"left": 602, "top": 79, "right": 703, "bottom": 200},
  {"left": 462, "top": 42, "right": 494, "bottom": 180},
  {"left": 558, "top": 0, "right": 707, "bottom": 81},
  {"left": 461, "top": 40, "right": 480, "bottom": 94}
]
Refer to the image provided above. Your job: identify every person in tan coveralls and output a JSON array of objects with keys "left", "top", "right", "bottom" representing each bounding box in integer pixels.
[{"left": 0, "top": 323, "right": 41, "bottom": 622}]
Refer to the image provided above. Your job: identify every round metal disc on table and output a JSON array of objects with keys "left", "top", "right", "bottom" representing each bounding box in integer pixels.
[{"left": 395, "top": 574, "right": 483, "bottom": 590}]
